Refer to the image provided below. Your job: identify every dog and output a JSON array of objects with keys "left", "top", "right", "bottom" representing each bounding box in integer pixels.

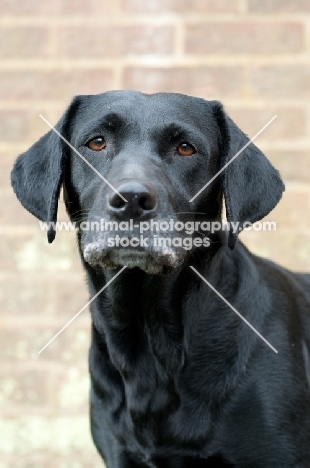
[{"left": 11, "top": 91, "right": 310, "bottom": 467}]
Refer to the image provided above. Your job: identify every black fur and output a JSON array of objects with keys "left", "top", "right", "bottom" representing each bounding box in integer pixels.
[{"left": 11, "top": 91, "right": 310, "bottom": 467}]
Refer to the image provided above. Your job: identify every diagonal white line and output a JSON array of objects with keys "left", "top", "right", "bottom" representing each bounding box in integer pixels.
[
  {"left": 38, "top": 266, "right": 127, "bottom": 354},
  {"left": 189, "top": 115, "right": 277, "bottom": 202},
  {"left": 39, "top": 114, "right": 127, "bottom": 203},
  {"left": 190, "top": 266, "right": 278, "bottom": 354}
]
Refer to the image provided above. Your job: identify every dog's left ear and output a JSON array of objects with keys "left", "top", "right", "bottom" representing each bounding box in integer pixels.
[
  {"left": 212, "top": 101, "right": 285, "bottom": 250},
  {"left": 11, "top": 97, "right": 81, "bottom": 243}
]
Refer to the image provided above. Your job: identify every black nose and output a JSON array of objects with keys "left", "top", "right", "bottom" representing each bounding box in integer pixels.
[{"left": 107, "top": 181, "right": 158, "bottom": 219}]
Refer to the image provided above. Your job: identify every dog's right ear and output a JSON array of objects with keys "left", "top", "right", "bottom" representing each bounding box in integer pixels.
[{"left": 11, "top": 97, "right": 80, "bottom": 243}]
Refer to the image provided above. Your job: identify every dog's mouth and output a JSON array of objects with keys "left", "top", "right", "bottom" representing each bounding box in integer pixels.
[{"left": 83, "top": 241, "right": 185, "bottom": 275}]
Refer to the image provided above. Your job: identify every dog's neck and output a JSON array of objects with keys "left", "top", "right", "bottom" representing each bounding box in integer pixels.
[
  {"left": 86, "top": 239, "right": 235, "bottom": 373},
  {"left": 85, "top": 240, "right": 265, "bottom": 406},
  {"left": 87, "top": 264, "right": 188, "bottom": 374}
]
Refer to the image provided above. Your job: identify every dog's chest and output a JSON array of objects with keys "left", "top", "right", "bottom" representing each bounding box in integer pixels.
[
  {"left": 111, "top": 347, "right": 212, "bottom": 461},
  {"left": 94, "top": 288, "right": 214, "bottom": 457}
]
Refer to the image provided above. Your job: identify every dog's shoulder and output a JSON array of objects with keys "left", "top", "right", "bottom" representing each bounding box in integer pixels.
[{"left": 249, "top": 249, "right": 310, "bottom": 307}]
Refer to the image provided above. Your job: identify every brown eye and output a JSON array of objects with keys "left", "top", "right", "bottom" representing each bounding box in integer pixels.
[
  {"left": 177, "top": 142, "right": 196, "bottom": 157},
  {"left": 87, "top": 137, "right": 106, "bottom": 151}
]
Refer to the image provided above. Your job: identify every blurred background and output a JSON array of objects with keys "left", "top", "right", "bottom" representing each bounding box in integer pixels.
[{"left": 0, "top": 0, "right": 310, "bottom": 466}]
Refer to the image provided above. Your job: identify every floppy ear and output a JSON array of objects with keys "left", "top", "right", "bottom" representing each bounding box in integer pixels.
[
  {"left": 11, "top": 97, "right": 80, "bottom": 243},
  {"left": 212, "top": 101, "right": 285, "bottom": 250}
]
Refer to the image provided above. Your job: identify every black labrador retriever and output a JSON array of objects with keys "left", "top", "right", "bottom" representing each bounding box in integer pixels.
[{"left": 11, "top": 91, "right": 310, "bottom": 467}]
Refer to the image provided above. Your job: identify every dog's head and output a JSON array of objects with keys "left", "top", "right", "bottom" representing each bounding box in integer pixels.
[{"left": 11, "top": 91, "right": 284, "bottom": 274}]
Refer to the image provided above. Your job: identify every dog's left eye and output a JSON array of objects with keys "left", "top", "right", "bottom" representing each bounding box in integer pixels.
[
  {"left": 87, "top": 137, "right": 106, "bottom": 151},
  {"left": 177, "top": 142, "right": 196, "bottom": 157}
]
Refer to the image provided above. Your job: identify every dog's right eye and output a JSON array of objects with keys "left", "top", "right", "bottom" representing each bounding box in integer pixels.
[
  {"left": 177, "top": 142, "right": 196, "bottom": 157},
  {"left": 87, "top": 137, "right": 106, "bottom": 151}
]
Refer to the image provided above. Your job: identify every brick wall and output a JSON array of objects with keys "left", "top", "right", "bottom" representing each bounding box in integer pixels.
[{"left": 1, "top": 0, "right": 309, "bottom": 466}]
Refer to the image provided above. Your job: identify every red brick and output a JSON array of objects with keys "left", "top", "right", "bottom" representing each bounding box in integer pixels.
[
  {"left": 0, "top": 232, "right": 81, "bottom": 272},
  {"left": 0, "top": 327, "right": 58, "bottom": 361},
  {"left": 54, "top": 278, "right": 89, "bottom": 319},
  {"left": 59, "top": 0, "right": 114, "bottom": 15},
  {"left": 0, "top": 27, "right": 50, "bottom": 58},
  {"left": 53, "top": 366, "right": 89, "bottom": 411},
  {"left": 248, "top": 65, "right": 310, "bottom": 98},
  {"left": 183, "top": 66, "right": 245, "bottom": 97},
  {"left": 249, "top": 0, "right": 310, "bottom": 13},
  {"left": 0, "top": 457, "right": 50, "bottom": 468},
  {"left": 269, "top": 188, "right": 310, "bottom": 229},
  {"left": 0, "top": 112, "right": 26, "bottom": 142},
  {"left": 0, "top": 151, "right": 17, "bottom": 189},
  {"left": 226, "top": 106, "right": 306, "bottom": 141},
  {"left": 0, "top": 231, "right": 26, "bottom": 269},
  {"left": 124, "top": 67, "right": 188, "bottom": 94},
  {"left": 1, "top": 190, "right": 43, "bottom": 224},
  {"left": 0, "top": 0, "right": 60, "bottom": 15},
  {"left": 48, "top": 324, "right": 91, "bottom": 362},
  {"left": 0, "top": 275, "right": 52, "bottom": 316},
  {"left": 123, "top": 66, "right": 244, "bottom": 98},
  {"left": 0, "top": 416, "right": 96, "bottom": 456},
  {"left": 241, "top": 228, "right": 310, "bottom": 272},
  {"left": 0, "top": 324, "right": 90, "bottom": 362},
  {"left": 0, "top": 109, "right": 54, "bottom": 143},
  {"left": 0, "top": 70, "right": 113, "bottom": 101},
  {"left": 0, "top": 368, "right": 50, "bottom": 407},
  {"left": 0, "top": 455, "right": 103, "bottom": 468},
  {"left": 121, "top": 0, "right": 238, "bottom": 14},
  {"left": 123, "top": 25, "right": 174, "bottom": 55},
  {"left": 0, "top": 0, "right": 113, "bottom": 15},
  {"left": 185, "top": 22, "right": 304, "bottom": 55},
  {"left": 267, "top": 151, "right": 310, "bottom": 183},
  {"left": 57, "top": 25, "right": 174, "bottom": 58}
]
